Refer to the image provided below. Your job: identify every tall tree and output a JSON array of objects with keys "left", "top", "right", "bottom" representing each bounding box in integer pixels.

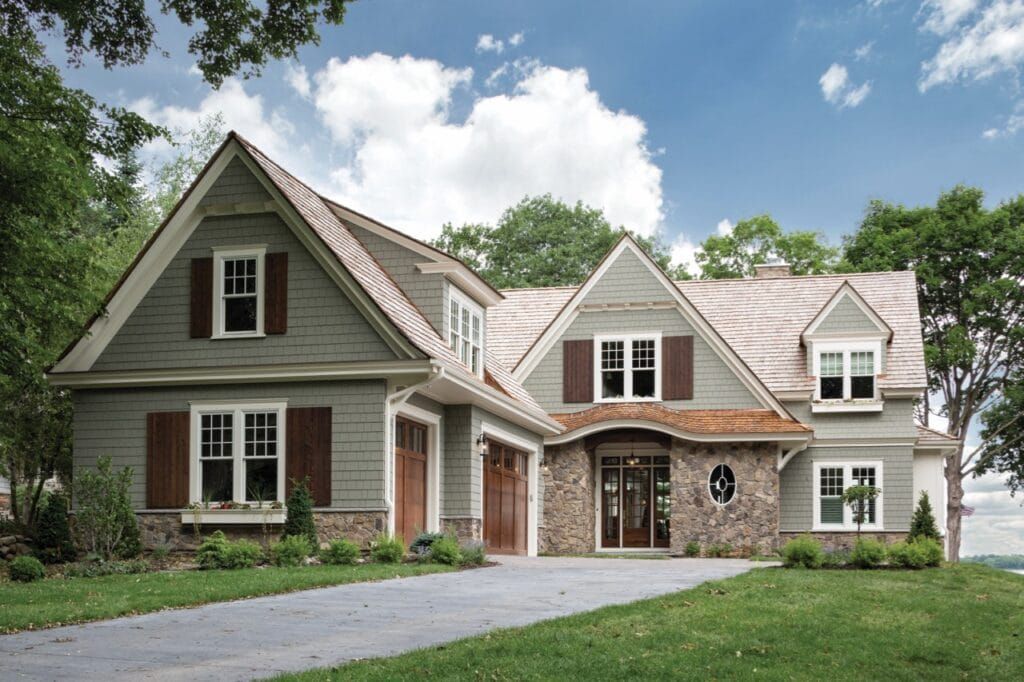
[
  {"left": 433, "top": 195, "right": 688, "bottom": 289},
  {"left": 842, "top": 186, "right": 1024, "bottom": 560},
  {"left": 696, "top": 214, "right": 839, "bottom": 279}
]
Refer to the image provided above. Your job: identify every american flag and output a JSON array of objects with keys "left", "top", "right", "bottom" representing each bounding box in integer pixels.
[{"left": 961, "top": 505, "right": 975, "bottom": 517}]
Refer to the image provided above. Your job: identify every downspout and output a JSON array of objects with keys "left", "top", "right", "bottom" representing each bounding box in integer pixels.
[{"left": 383, "top": 364, "right": 445, "bottom": 534}]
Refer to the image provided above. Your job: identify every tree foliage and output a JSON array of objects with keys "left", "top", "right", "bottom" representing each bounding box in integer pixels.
[
  {"left": 2, "top": 1, "right": 352, "bottom": 87},
  {"left": 841, "top": 485, "right": 882, "bottom": 536},
  {"left": 74, "top": 456, "right": 139, "bottom": 561},
  {"left": 908, "top": 491, "right": 941, "bottom": 542},
  {"left": 282, "top": 478, "right": 318, "bottom": 550},
  {"left": 842, "top": 186, "right": 1024, "bottom": 559},
  {"left": 695, "top": 214, "right": 839, "bottom": 279},
  {"left": 432, "top": 195, "right": 688, "bottom": 289}
]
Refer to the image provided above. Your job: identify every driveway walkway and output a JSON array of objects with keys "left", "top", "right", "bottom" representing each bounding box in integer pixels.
[{"left": 0, "top": 556, "right": 760, "bottom": 681}]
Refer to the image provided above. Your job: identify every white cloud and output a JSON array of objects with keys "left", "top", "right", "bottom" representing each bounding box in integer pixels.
[
  {"left": 854, "top": 41, "right": 874, "bottom": 60},
  {"left": 819, "top": 63, "right": 873, "bottom": 108},
  {"left": 310, "top": 53, "right": 663, "bottom": 239},
  {"left": 963, "top": 470, "right": 1024, "bottom": 555},
  {"left": 716, "top": 218, "right": 734, "bottom": 236},
  {"left": 670, "top": 236, "right": 702, "bottom": 278},
  {"left": 919, "top": 0, "right": 981, "bottom": 35},
  {"left": 919, "top": 0, "right": 1024, "bottom": 91},
  {"left": 285, "top": 62, "right": 312, "bottom": 99},
  {"left": 485, "top": 63, "right": 509, "bottom": 88},
  {"left": 476, "top": 34, "right": 504, "bottom": 54},
  {"left": 508, "top": 31, "right": 525, "bottom": 47}
]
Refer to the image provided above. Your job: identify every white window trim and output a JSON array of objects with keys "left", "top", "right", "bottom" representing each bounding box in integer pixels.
[
  {"left": 811, "top": 340, "right": 883, "bottom": 412},
  {"left": 448, "top": 287, "right": 485, "bottom": 378},
  {"left": 593, "top": 332, "right": 662, "bottom": 403},
  {"left": 812, "top": 460, "right": 884, "bottom": 531},
  {"left": 212, "top": 246, "right": 266, "bottom": 339},
  {"left": 189, "top": 399, "right": 287, "bottom": 506}
]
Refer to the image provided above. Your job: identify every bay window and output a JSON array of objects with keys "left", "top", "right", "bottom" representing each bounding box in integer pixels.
[
  {"left": 596, "top": 334, "right": 661, "bottom": 401},
  {"left": 813, "top": 461, "right": 883, "bottom": 530}
]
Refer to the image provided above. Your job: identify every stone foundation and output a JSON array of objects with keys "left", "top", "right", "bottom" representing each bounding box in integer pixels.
[
  {"left": 539, "top": 440, "right": 595, "bottom": 554},
  {"left": 669, "top": 440, "right": 779, "bottom": 557},
  {"left": 139, "top": 510, "right": 388, "bottom": 551},
  {"left": 441, "top": 517, "right": 482, "bottom": 544},
  {"left": 780, "top": 531, "right": 908, "bottom": 552}
]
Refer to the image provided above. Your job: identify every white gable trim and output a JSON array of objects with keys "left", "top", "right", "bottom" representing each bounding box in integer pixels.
[
  {"left": 802, "top": 281, "right": 893, "bottom": 341},
  {"left": 50, "top": 140, "right": 419, "bottom": 374},
  {"left": 512, "top": 236, "right": 792, "bottom": 417}
]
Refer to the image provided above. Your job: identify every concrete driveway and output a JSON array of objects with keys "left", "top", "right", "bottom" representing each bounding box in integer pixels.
[{"left": 0, "top": 556, "right": 761, "bottom": 681}]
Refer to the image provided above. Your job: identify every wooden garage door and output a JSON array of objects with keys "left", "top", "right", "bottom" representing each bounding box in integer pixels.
[
  {"left": 394, "top": 416, "right": 427, "bottom": 544},
  {"left": 484, "top": 441, "right": 528, "bottom": 555}
]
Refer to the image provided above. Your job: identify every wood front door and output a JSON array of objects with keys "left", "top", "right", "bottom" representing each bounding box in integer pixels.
[
  {"left": 394, "top": 416, "right": 427, "bottom": 543},
  {"left": 483, "top": 441, "right": 528, "bottom": 555},
  {"left": 600, "top": 455, "right": 671, "bottom": 549}
]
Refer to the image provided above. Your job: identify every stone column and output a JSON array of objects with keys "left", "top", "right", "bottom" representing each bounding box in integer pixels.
[{"left": 539, "top": 440, "right": 595, "bottom": 554}]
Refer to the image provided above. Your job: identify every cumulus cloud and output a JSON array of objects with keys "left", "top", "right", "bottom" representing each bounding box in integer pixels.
[
  {"left": 919, "top": 0, "right": 1024, "bottom": 91},
  {"left": 963, "top": 470, "right": 1024, "bottom": 555},
  {"left": 919, "top": 0, "right": 981, "bottom": 35},
  {"left": 670, "top": 236, "right": 702, "bottom": 278},
  {"left": 819, "top": 63, "right": 873, "bottom": 108},
  {"left": 309, "top": 53, "right": 664, "bottom": 239},
  {"left": 476, "top": 34, "right": 504, "bottom": 53},
  {"left": 509, "top": 31, "right": 525, "bottom": 47},
  {"left": 285, "top": 62, "right": 312, "bottom": 99},
  {"left": 716, "top": 218, "right": 735, "bottom": 236}
]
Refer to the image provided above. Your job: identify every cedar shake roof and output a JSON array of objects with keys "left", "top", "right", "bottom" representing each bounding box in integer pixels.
[
  {"left": 551, "top": 404, "right": 812, "bottom": 435},
  {"left": 915, "top": 424, "right": 960, "bottom": 447},
  {"left": 234, "top": 134, "right": 541, "bottom": 410},
  {"left": 488, "top": 272, "right": 927, "bottom": 394}
]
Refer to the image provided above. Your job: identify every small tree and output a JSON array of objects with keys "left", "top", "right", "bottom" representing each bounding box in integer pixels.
[
  {"left": 841, "top": 485, "right": 882, "bottom": 537},
  {"left": 282, "top": 478, "right": 318, "bottom": 550},
  {"left": 74, "top": 456, "right": 138, "bottom": 560},
  {"left": 35, "top": 492, "right": 76, "bottom": 564},
  {"left": 908, "top": 491, "right": 941, "bottom": 542}
]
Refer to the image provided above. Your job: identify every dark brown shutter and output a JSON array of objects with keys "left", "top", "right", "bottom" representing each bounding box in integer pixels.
[
  {"left": 146, "top": 412, "right": 190, "bottom": 508},
  {"left": 663, "top": 335, "right": 694, "bottom": 400},
  {"left": 563, "top": 339, "right": 594, "bottom": 403},
  {"left": 286, "top": 407, "right": 332, "bottom": 506},
  {"left": 265, "top": 252, "right": 288, "bottom": 334},
  {"left": 190, "top": 257, "right": 213, "bottom": 338}
]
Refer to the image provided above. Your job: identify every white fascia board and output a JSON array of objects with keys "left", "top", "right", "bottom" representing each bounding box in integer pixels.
[{"left": 426, "top": 366, "right": 562, "bottom": 436}]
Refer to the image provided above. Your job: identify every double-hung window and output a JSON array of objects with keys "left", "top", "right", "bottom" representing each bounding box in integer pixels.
[
  {"left": 813, "top": 462, "right": 883, "bottom": 530},
  {"left": 815, "top": 347, "right": 878, "bottom": 402},
  {"left": 596, "top": 334, "right": 660, "bottom": 401},
  {"left": 449, "top": 290, "right": 483, "bottom": 376},
  {"left": 192, "top": 401, "right": 286, "bottom": 505},
  {"left": 214, "top": 247, "right": 265, "bottom": 337}
]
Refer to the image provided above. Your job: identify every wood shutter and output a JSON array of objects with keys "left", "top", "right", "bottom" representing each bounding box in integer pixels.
[
  {"left": 265, "top": 252, "right": 288, "bottom": 334},
  {"left": 563, "top": 339, "right": 594, "bottom": 403},
  {"left": 662, "top": 335, "right": 694, "bottom": 400},
  {"left": 286, "top": 407, "right": 332, "bottom": 506},
  {"left": 146, "top": 411, "right": 190, "bottom": 508},
  {"left": 190, "top": 257, "right": 213, "bottom": 338}
]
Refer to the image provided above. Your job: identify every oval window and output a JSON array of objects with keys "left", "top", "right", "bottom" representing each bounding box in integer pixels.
[{"left": 708, "top": 464, "right": 736, "bottom": 505}]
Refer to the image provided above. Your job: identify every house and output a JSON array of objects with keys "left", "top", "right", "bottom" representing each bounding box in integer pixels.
[{"left": 47, "top": 133, "right": 959, "bottom": 556}]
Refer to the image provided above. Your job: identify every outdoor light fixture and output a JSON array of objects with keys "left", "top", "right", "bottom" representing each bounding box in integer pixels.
[
  {"left": 625, "top": 439, "right": 639, "bottom": 466},
  {"left": 476, "top": 433, "right": 488, "bottom": 457}
]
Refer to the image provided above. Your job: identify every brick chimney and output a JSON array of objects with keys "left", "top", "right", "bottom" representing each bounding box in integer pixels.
[{"left": 753, "top": 260, "right": 791, "bottom": 278}]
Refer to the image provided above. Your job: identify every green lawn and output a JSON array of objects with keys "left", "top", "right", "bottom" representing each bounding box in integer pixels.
[
  {"left": 278, "top": 564, "right": 1024, "bottom": 681},
  {"left": 0, "top": 563, "right": 453, "bottom": 633}
]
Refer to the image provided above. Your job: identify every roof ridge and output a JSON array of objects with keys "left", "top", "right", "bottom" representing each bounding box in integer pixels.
[{"left": 674, "top": 270, "right": 914, "bottom": 286}]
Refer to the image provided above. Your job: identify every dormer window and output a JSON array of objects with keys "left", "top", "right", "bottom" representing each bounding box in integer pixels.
[
  {"left": 812, "top": 343, "right": 882, "bottom": 412},
  {"left": 449, "top": 289, "right": 483, "bottom": 376},
  {"left": 595, "top": 334, "right": 661, "bottom": 402},
  {"left": 213, "top": 247, "right": 265, "bottom": 338},
  {"left": 850, "top": 351, "right": 875, "bottom": 399}
]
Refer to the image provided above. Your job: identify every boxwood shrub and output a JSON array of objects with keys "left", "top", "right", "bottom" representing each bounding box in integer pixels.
[{"left": 781, "top": 535, "right": 824, "bottom": 568}]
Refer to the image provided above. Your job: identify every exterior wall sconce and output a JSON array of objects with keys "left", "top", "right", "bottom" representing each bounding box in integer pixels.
[{"left": 477, "top": 433, "right": 489, "bottom": 457}]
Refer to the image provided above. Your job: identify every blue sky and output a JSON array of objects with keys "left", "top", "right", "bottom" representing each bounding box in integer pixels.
[{"left": 53, "top": 0, "right": 1023, "bottom": 554}]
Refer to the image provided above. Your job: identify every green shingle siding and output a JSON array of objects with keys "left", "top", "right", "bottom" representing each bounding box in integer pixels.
[
  {"left": 814, "top": 295, "right": 880, "bottom": 335},
  {"left": 198, "top": 156, "right": 272, "bottom": 207},
  {"left": 584, "top": 248, "right": 675, "bottom": 304},
  {"left": 788, "top": 399, "right": 917, "bottom": 439}
]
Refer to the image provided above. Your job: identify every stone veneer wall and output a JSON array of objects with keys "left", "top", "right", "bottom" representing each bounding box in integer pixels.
[
  {"left": 139, "top": 510, "right": 387, "bottom": 551},
  {"left": 670, "top": 440, "right": 779, "bottom": 557},
  {"left": 441, "top": 517, "right": 482, "bottom": 544},
  {"left": 539, "top": 440, "right": 595, "bottom": 554},
  {"left": 779, "top": 531, "right": 908, "bottom": 552}
]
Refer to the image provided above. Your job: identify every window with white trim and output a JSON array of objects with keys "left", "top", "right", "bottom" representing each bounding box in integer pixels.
[
  {"left": 813, "top": 462, "right": 883, "bottom": 530},
  {"left": 596, "top": 334, "right": 660, "bottom": 401},
  {"left": 193, "top": 402, "right": 285, "bottom": 505},
  {"left": 214, "top": 247, "right": 265, "bottom": 337},
  {"left": 449, "top": 290, "right": 483, "bottom": 376},
  {"left": 816, "top": 349, "right": 877, "bottom": 401}
]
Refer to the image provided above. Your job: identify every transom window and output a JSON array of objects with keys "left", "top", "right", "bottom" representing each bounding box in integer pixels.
[
  {"left": 449, "top": 290, "right": 483, "bottom": 377},
  {"left": 214, "top": 247, "right": 265, "bottom": 337},
  {"left": 596, "top": 334, "right": 660, "bottom": 401},
  {"left": 813, "top": 462, "right": 883, "bottom": 530},
  {"left": 816, "top": 348, "right": 877, "bottom": 401},
  {"left": 192, "top": 402, "right": 286, "bottom": 505}
]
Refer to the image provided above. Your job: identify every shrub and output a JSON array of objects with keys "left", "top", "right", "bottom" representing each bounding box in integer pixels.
[
  {"left": 429, "top": 536, "right": 462, "bottom": 565},
  {"left": 74, "top": 456, "right": 140, "bottom": 561},
  {"left": 914, "top": 537, "right": 944, "bottom": 567},
  {"left": 909, "top": 491, "right": 941, "bottom": 542},
  {"left": 460, "top": 541, "right": 486, "bottom": 566},
  {"left": 64, "top": 559, "right": 149, "bottom": 578},
  {"left": 8, "top": 555, "right": 46, "bottom": 582},
  {"left": 821, "top": 550, "right": 850, "bottom": 569},
  {"left": 410, "top": 531, "right": 445, "bottom": 556},
  {"left": 887, "top": 541, "right": 928, "bottom": 569},
  {"left": 706, "top": 543, "right": 733, "bottom": 558},
  {"left": 196, "top": 531, "right": 264, "bottom": 570},
  {"left": 270, "top": 535, "right": 311, "bottom": 567},
  {"left": 851, "top": 538, "right": 886, "bottom": 568},
  {"left": 151, "top": 543, "right": 172, "bottom": 561},
  {"left": 196, "top": 531, "right": 230, "bottom": 569},
  {"left": 782, "top": 535, "right": 824, "bottom": 569},
  {"left": 282, "top": 478, "right": 318, "bottom": 551},
  {"left": 35, "top": 493, "right": 76, "bottom": 564},
  {"left": 684, "top": 541, "right": 701, "bottom": 557},
  {"left": 370, "top": 532, "right": 405, "bottom": 564},
  {"left": 320, "top": 539, "right": 360, "bottom": 565}
]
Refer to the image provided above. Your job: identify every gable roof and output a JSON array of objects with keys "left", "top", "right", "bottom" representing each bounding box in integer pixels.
[
  {"left": 801, "top": 280, "right": 893, "bottom": 340},
  {"left": 488, "top": 270, "right": 927, "bottom": 395}
]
